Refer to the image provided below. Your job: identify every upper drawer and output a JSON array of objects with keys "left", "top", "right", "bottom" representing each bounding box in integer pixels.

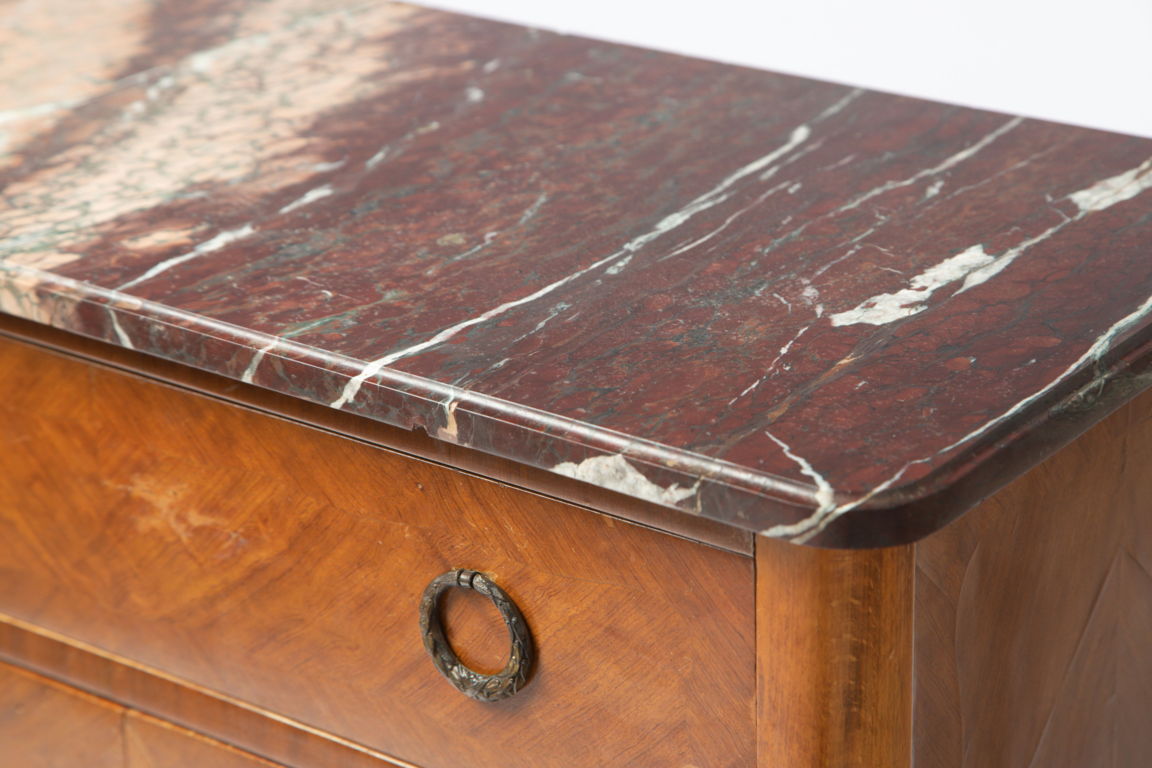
[{"left": 0, "top": 336, "right": 755, "bottom": 768}]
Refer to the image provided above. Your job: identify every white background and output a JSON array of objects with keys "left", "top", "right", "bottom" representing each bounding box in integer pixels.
[{"left": 424, "top": 0, "right": 1152, "bottom": 138}]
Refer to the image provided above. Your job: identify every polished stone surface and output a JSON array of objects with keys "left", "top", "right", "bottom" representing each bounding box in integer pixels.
[{"left": 3, "top": 0, "right": 1151, "bottom": 545}]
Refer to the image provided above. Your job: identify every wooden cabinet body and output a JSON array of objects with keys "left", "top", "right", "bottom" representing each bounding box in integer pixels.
[
  {"left": 2, "top": 321, "right": 1149, "bottom": 767},
  {"left": 2, "top": 2, "right": 1151, "bottom": 762}
]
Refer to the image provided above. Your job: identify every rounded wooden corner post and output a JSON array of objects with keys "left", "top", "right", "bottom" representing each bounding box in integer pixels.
[{"left": 756, "top": 535, "right": 913, "bottom": 767}]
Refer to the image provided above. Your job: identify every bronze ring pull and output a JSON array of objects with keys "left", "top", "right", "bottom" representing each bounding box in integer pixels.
[{"left": 419, "top": 569, "right": 534, "bottom": 702}]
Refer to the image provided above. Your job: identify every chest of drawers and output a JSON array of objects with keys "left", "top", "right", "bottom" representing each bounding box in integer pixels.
[{"left": 2, "top": 1, "right": 1151, "bottom": 766}]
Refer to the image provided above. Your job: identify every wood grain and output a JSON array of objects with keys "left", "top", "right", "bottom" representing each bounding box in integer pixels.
[
  {"left": 756, "top": 537, "right": 913, "bottom": 767},
  {"left": 0, "top": 335, "right": 756, "bottom": 768},
  {"left": 126, "top": 713, "right": 285, "bottom": 768},
  {"left": 0, "top": 659, "right": 125, "bottom": 767},
  {"left": 0, "top": 618, "right": 415, "bottom": 768},
  {"left": 0, "top": 660, "right": 282, "bottom": 767},
  {"left": 914, "top": 385, "right": 1152, "bottom": 767}
]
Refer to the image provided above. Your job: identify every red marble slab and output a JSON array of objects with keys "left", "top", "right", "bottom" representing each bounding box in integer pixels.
[{"left": 2, "top": 0, "right": 1150, "bottom": 546}]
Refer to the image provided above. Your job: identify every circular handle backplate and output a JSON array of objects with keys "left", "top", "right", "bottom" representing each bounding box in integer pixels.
[{"left": 418, "top": 569, "right": 534, "bottom": 702}]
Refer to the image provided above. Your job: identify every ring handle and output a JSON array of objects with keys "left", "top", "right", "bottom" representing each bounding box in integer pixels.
[{"left": 418, "top": 569, "right": 535, "bottom": 702}]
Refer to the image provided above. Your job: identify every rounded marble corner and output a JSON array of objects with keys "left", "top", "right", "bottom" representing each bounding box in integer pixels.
[{"left": 796, "top": 352, "right": 1152, "bottom": 549}]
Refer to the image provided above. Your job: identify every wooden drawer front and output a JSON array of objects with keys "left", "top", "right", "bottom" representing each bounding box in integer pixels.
[
  {"left": 0, "top": 661, "right": 280, "bottom": 767},
  {"left": 0, "top": 337, "right": 756, "bottom": 768}
]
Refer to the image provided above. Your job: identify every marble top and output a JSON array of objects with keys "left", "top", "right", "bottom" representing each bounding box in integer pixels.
[{"left": 3, "top": 0, "right": 1151, "bottom": 546}]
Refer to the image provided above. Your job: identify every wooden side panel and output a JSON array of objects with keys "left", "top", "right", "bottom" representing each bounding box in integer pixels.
[
  {"left": 0, "top": 661, "right": 281, "bottom": 768},
  {"left": 756, "top": 537, "right": 913, "bottom": 767},
  {"left": 914, "top": 387, "right": 1152, "bottom": 767},
  {"left": 0, "top": 337, "right": 756, "bottom": 768}
]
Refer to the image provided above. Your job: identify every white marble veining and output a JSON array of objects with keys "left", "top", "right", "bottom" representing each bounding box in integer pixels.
[
  {"left": 959, "top": 155, "right": 1152, "bottom": 293},
  {"left": 242, "top": 338, "right": 280, "bottom": 384},
  {"left": 118, "top": 225, "right": 256, "bottom": 291},
  {"left": 1069, "top": 156, "right": 1152, "bottom": 213},
  {"left": 278, "top": 184, "right": 335, "bottom": 214},
  {"left": 331, "top": 113, "right": 825, "bottom": 409},
  {"left": 830, "top": 156, "right": 1152, "bottom": 327},
  {"left": 830, "top": 245, "right": 993, "bottom": 326}
]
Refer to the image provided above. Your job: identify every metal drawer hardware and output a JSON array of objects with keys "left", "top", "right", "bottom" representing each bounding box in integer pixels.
[{"left": 419, "top": 569, "right": 535, "bottom": 702}]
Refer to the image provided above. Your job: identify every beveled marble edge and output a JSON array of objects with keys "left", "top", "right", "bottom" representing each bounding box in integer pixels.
[{"left": 0, "top": 268, "right": 815, "bottom": 505}]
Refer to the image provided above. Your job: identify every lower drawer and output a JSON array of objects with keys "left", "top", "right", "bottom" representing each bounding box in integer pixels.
[
  {"left": 0, "top": 336, "right": 755, "bottom": 767},
  {"left": 0, "top": 660, "right": 278, "bottom": 767}
]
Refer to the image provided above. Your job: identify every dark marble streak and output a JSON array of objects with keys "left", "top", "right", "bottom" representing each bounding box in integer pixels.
[{"left": 2, "top": 0, "right": 1150, "bottom": 546}]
